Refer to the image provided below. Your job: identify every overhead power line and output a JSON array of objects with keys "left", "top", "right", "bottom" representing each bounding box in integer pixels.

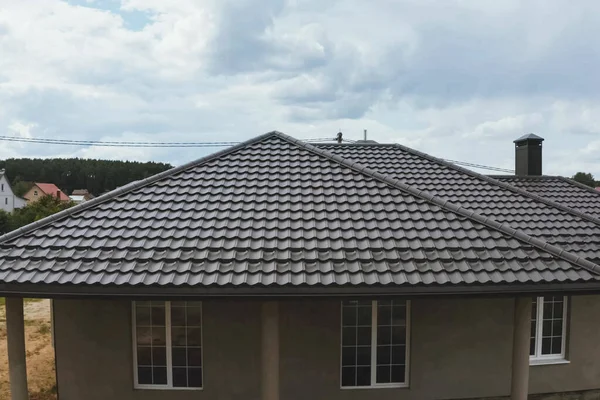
[
  {"left": 442, "top": 158, "right": 515, "bottom": 174},
  {"left": 1, "top": 134, "right": 514, "bottom": 173}
]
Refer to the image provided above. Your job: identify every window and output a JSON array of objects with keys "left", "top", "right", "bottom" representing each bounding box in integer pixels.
[
  {"left": 4, "top": 198, "right": 7, "bottom": 205},
  {"left": 341, "top": 300, "right": 409, "bottom": 388},
  {"left": 530, "top": 296, "right": 567, "bottom": 362},
  {"left": 132, "top": 301, "right": 203, "bottom": 390},
  {"left": 34, "top": 190, "right": 38, "bottom": 196},
  {"left": 1, "top": 183, "right": 4, "bottom": 191}
]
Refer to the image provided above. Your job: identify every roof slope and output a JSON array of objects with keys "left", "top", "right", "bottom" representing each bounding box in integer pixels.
[
  {"left": 0, "top": 132, "right": 597, "bottom": 290},
  {"left": 35, "top": 183, "right": 70, "bottom": 201},
  {"left": 317, "top": 143, "right": 600, "bottom": 263},
  {"left": 492, "top": 176, "right": 600, "bottom": 218}
]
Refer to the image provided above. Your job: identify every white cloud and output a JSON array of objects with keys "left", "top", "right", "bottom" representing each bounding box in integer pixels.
[{"left": 1, "top": 0, "right": 600, "bottom": 179}]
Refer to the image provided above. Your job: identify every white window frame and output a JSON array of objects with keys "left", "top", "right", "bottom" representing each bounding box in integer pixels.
[
  {"left": 340, "top": 300, "right": 411, "bottom": 390},
  {"left": 530, "top": 296, "right": 568, "bottom": 365},
  {"left": 132, "top": 301, "right": 204, "bottom": 391}
]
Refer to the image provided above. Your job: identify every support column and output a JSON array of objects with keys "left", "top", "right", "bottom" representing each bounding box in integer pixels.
[
  {"left": 261, "top": 301, "right": 279, "bottom": 400},
  {"left": 511, "top": 297, "right": 532, "bottom": 400},
  {"left": 6, "top": 297, "right": 29, "bottom": 400}
]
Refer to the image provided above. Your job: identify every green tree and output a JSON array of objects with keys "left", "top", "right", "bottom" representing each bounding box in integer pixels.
[
  {"left": 572, "top": 172, "right": 597, "bottom": 188},
  {"left": 8, "top": 195, "right": 75, "bottom": 232},
  {"left": 0, "top": 210, "right": 9, "bottom": 235}
]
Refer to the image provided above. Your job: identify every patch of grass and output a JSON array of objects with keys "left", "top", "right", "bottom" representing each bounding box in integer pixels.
[
  {"left": 25, "top": 298, "right": 44, "bottom": 304},
  {"left": 37, "top": 324, "right": 51, "bottom": 336},
  {"left": 0, "top": 297, "right": 5, "bottom": 306}
]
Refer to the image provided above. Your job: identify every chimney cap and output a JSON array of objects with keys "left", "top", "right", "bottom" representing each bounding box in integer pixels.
[{"left": 514, "top": 133, "right": 544, "bottom": 143}]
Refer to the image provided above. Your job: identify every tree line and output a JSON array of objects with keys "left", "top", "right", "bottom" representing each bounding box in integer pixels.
[{"left": 0, "top": 158, "right": 173, "bottom": 197}]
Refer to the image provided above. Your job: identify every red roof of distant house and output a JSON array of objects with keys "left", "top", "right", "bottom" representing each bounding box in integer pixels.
[{"left": 34, "top": 183, "right": 70, "bottom": 201}]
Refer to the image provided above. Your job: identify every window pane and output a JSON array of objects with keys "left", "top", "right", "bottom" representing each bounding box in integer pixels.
[
  {"left": 375, "top": 300, "right": 407, "bottom": 385},
  {"left": 341, "top": 367, "right": 356, "bottom": 387},
  {"left": 342, "top": 306, "right": 357, "bottom": 326},
  {"left": 377, "top": 326, "right": 391, "bottom": 345},
  {"left": 539, "top": 296, "right": 566, "bottom": 356},
  {"left": 168, "top": 301, "right": 203, "bottom": 388},
  {"left": 356, "top": 366, "right": 371, "bottom": 386},
  {"left": 187, "top": 307, "right": 202, "bottom": 326},
  {"left": 342, "top": 327, "right": 356, "bottom": 346},
  {"left": 377, "top": 345, "right": 391, "bottom": 364},
  {"left": 151, "top": 327, "right": 166, "bottom": 346},
  {"left": 356, "top": 346, "right": 371, "bottom": 366},
  {"left": 138, "top": 367, "right": 152, "bottom": 385},
  {"left": 172, "top": 347, "right": 187, "bottom": 367},
  {"left": 173, "top": 367, "right": 187, "bottom": 388},
  {"left": 342, "top": 347, "right": 356, "bottom": 366},
  {"left": 137, "top": 347, "right": 151, "bottom": 366},
  {"left": 391, "top": 345, "right": 405, "bottom": 365},
  {"left": 378, "top": 305, "right": 392, "bottom": 326},
  {"left": 172, "top": 327, "right": 187, "bottom": 347},
  {"left": 136, "top": 327, "right": 152, "bottom": 346},
  {"left": 551, "top": 337, "right": 562, "bottom": 354},
  {"left": 391, "top": 365, "right": 405, "bottom": 383},
  {"left": 153, "top": 367, "right": 167, "bottom": 385},
  {"left": 188, "top": 348, "right": 202, "bottom": 367},
  {"left": 171, "top": 306, "right": 186, "bottom": 327},
  {"left": 356, "top": 327, "right": 371, "bottom": 346},
  {"left": 357, "top": 306, "right": 371, "bottom": 326},
  {"left": 151, "top": 306, "right": 166, "bottom": 326},
  {"left": 188, "top": 368, "right": 202, "bottom": 388},
  {"left": 376, "top": 365, "right": 391, "bottom": 384},
  {"left": 152, "top": 347, "right": 166, "bottom": 366},
  {"left": 341, "top": 301, "right": 372, "bottom": 387},
  {"left": 136, "top": 306, "right": 151, "bottom": 326},
  {"left": 187, "top": 328, "right": 202, "bottom": 346}
]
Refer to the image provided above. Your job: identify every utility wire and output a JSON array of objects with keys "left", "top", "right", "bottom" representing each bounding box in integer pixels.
[
  {"left": 0, "top": 134, "right": 514, "bottom": 173},
  {"left": 442, "top": 158, "right": 515, "bottom": 173}
]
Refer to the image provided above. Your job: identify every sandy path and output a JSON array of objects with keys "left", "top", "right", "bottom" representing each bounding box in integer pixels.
[{"left": 0, "top": 299, "right": 57, "bottom": 400}]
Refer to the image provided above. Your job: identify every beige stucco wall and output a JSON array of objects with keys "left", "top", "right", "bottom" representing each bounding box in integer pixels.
[{"left": 53, "top": 295, "right": 600, "bottom": 400}]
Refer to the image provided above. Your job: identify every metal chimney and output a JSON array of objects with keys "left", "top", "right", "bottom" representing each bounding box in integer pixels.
[{"left": 514, "top": 133, "right": 544, "bottom": 176}]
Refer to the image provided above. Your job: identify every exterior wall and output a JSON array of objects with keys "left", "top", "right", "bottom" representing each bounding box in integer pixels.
[
  {"left": 23, "top": 184, "right": 42, "bottom": 203},
  {"left": 53, "top": 295, "right": 600, "bottom": 400},
  {"left": 53, "top": 299, "right": 262, "bottom": 400},
  {"left": 0, "top": 174, "right": 25, "bottom": 212}
]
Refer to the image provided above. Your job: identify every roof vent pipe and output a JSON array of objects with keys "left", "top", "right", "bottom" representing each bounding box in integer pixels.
[{"left": 514, "top": 133, "right": 544, "bottom": 176}]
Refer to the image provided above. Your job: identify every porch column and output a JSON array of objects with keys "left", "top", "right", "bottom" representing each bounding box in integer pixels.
[
  {"left": 6, "top": 297, "right": 29, "bottom": 400},
  {"left": 511, "top": 297, "right": 532, "bottom": 400},
  {"left": 261, "top": 301, "right": 279, "bottom": 400}
]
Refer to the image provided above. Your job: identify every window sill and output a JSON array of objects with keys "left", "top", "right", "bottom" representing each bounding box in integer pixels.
[
  {"left": 530, "top": 358, "right": 570, "bottom": 366},
  {"left": 341, "top": 384, "right": 409, "bottom": 390},
  {"left": 134, "top": 385, "right": 203, "bottom": 391}
]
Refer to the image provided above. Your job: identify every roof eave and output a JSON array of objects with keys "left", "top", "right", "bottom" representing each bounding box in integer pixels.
[{"left": 2, "top": 281, "right": 600, "bottom": 299}]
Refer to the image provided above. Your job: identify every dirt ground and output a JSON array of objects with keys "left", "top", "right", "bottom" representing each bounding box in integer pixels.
[{"left": 0, "top": 298, "right": 57, "bottom": 400}]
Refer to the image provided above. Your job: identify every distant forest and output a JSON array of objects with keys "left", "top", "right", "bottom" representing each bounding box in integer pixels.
[{"left": 0, "top": 158, "right": 173, "bottom": 196}]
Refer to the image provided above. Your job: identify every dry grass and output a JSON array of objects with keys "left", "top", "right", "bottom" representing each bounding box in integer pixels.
[{"left": 0, "top": 298, "right": 57, "bottom": 400}]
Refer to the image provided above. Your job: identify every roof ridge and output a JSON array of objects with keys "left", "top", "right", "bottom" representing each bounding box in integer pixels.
[
  {"left": 0, "top": 131, "right": 279, "bottom": 244},
  {"left": 382, "top": 142, "right": 600, "bottom": 226},
  {"left": 289, "top": 136, "right": 600, "bottom": 276}
]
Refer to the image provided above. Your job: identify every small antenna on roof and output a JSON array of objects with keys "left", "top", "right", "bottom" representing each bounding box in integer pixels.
[
  {"left": 336, "top": 131, "right": 343, "bottom": 144},
  {"left": 364, "top": 129, "right": 367, "bottom": 141}
]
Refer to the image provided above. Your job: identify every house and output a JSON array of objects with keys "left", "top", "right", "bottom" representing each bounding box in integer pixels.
[
  {"left": 1, "top": 131, "right": 600, "bottom": 400},
  {"left": 69, "top": 189, "right": 95, "bottom": 204},
  {"left": 23, "top": 182, "right": 70, "bottom": 203},
  {"left": 0, "top": 170, "right": 27, "bottom": 212}
]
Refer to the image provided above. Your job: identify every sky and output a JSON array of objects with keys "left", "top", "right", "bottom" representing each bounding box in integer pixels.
[{"left": 1, "top": 0, "right": 600, "bottom": 176}]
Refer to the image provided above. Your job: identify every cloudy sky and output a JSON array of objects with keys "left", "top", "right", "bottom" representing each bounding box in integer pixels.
[{"left": 1, "top": 0, "right": 600, "bottom": 176}]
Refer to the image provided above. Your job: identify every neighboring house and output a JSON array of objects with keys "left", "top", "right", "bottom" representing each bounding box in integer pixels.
[
  {"left": 23, "top": 182, "right": 70, "bottom": 203},
  {"left": 69, "top": 189, "right": 94, "bottom": 204},
  {"left": 2, "top": 131, "right": 600, "bottom": 400},
  {"left": 0, "top": 169, "right": 27, "bottom": 212}
]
